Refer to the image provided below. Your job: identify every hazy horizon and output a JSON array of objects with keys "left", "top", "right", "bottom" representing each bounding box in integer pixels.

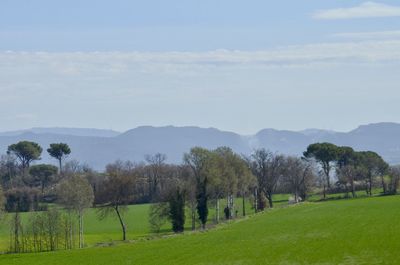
[
  {"left": 1, "top": 121, "right": 399, "bottom": 136},
  {"left": 2, "top": 1, "right": 400, "bottom": 134}
]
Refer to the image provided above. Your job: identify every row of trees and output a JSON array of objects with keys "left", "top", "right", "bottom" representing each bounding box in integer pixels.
[
  {"left": 303, "top": 143, "right": 391, "bottom": 198},
  {"left": 145, "top": 147, "right": 317, "bottom": 233},
  {"left": 0, "top": 140, "right": 398, "bottom": 254}
]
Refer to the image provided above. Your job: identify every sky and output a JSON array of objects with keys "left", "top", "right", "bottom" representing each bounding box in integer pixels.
[{"left": 1, "top": 0, "right": 400, "bottom": 134}]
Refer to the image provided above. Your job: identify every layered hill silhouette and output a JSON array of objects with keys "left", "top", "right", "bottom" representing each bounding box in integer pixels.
[{"left": 0, "top": 123, "right": 399, "bottom": 170}]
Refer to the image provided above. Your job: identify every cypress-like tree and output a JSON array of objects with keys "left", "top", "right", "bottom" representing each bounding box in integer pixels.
[{"left": 169, "top": 187, "right": 185, "bottom": 233}]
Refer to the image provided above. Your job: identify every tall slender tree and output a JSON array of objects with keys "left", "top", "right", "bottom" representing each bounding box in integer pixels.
[
  {"left": 184, "top": 147, "right": 214, "bottom": 229},
  {"left": 303, "top": 143, "right": 339, "bottom": 198},
  {"left": 235, "top": 156, "right": 255, "bottom": 217},
  {"left": 57, "top": 174, "right": 94, "bottom": 248},
  {"left": 47, "top": 143, "right": 71, "bottom": 174},
  {"left": 168, "top": 186, "right": 186, "bottom": 233},
  {"left": 0, "top": 186, "right": 4, "bottom": 219}
]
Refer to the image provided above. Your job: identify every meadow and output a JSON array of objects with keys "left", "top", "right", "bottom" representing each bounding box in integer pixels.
[
  {"left": 1, "top": 192, "right": 399, "bottom": 265},
  {"left": 0, "top": 196, "right": 260, "bottom": 251}
]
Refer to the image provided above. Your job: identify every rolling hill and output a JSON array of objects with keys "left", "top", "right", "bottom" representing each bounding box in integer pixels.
[{"left": 0, "top": 123, "right": 399, "bottom": 170}]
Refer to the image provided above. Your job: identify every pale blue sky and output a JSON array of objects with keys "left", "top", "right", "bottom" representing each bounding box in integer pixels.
[{"left": 1, "top": 1, "right": 400, "bottom": 133}]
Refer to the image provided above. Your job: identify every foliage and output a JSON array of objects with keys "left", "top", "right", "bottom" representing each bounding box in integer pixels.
[
  {"left": 7, "top": 141, "right": 42, "bottom": 170},
  {"left": 57, "top": 174, "right": 94, "bottom": 248},
  {"left": 184, "top": 147, "right": 215, "bottom": 229},
  {"left": 303, "top": 142, "right": 338, "bottom": 190},
  {"left": 9, "top": 208, "right": 77, "bottom": 253},
  {"left": 47, "top": 143, "right": 71, "bottom": 172},
  {"left": 357, "top": 151, "right": 389, "bottom": 194},
  {"left": 4, "top": 187, "right": 42, "bottom": 212},
  {"left": 28, "top": 164, "right": 58, "bottom": 194},
  {"left": 168, "top": 187, "right": 185, "bottom": 233},
  {"left": 388, "top": 166, "right": 400, "bottom": 194},
  {"left": 0, "top": 154, "right": 18, "bottom": 188},
  {"left": 0, "top": 187, "right": 4, "bottom": 221},
  {"left": 57, "top": 175, "right": 94, "bottom": 213},
  {"left": 148, "top": 203, "right": 169, "bottom": 233}
]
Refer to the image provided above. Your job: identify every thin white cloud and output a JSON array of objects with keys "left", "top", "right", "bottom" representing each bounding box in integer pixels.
[
  {"left": 1, "top": 40, "right": 400, "bottom": 73},
  {"left": 313, "top": 1, "right": 400, "bottom": 20},
  {"left": 0, "top": 113, "right": 37, "bottom": 122},
  {"left": 331, "top": 30, "right": 400, "bottom": 40}
]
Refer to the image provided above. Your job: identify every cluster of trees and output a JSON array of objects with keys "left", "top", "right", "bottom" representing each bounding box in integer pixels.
[
  {"left": 303, "top": 143, "right": 394, "bottom": 198},
  {"left": 1, "top": 141, "right": 71, "bottom": 212},
  {"left": 146, "top": 147, "right": 317, "bottom": 233},
  {"left": 249, "top": 150, "right": 315, "bottom": 209},
  {"left": 0, "top": 141, "right": 93, "bottom": 253},
  {"left": 0, "top": 140, "right": 398, "bottom": 254},
  {"left": 10, "top": 208, "right": 79, "bottom": 253}
]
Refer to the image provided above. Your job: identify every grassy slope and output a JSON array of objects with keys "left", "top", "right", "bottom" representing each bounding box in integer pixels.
[
  {"left": 0, "top": 197, "right": 258, "bottom": 250},
  {"left": 1, "top": 195, "right": 399, "bottom": 265}
]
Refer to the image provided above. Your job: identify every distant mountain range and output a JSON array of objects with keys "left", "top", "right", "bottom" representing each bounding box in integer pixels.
[{"left": 0, "top": 123, "right": 399, "bottom": 170}]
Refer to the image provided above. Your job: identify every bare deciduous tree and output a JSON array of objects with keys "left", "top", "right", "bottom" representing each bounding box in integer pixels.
[
  {"left": 145, "top": 153, "right": 167, "bottom": 201},
  {"left": 388, "top": 166, "right": 400, "bottom": 194},
  {"left": 57, "top": 175, "right": 94, "bottom": 248},
  {"left": 250, "top": 149, "right": 285, "bottom": 208},
  {"left": 282, "top": 156, "right": 315, "bottom": 203},
  {"left": 96, "top": 160, "right": 137, "bottom": 241}
]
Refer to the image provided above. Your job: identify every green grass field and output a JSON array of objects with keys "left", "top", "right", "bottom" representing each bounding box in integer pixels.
[
  {"left": 0, "top": 189, "right": 382, "bottom": 250},
  {"left": 1, "top": 194, "right": 399, "bottom": 264},
  {"left": 0, "top": 196, "right": 257, "bottom": 251}
]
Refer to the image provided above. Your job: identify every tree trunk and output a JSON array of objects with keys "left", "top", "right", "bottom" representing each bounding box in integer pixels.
[
  {"left": 13, "top": 211, "right": 21, "bottom": 253},
  {"left": 267, "top": 192, "right": 273, "bottom": 208},
  {"left": 381, "top": 175, "right": 386, "bottom": 194},
  {"left": 364, "top": 180, "right": 369, "bottom": 196},
  {"left": 254, "top": 188, "right": 258, "bottom": 213},
  {"left": 368, "top": 173, "right": 372, "bottom": 196},
  {"left": 191, "top": 206, "right": 195, "bottom": 231},
  {"left": 242, "top": 195, "right": 246, "bottom": 217},
  {"left": 230, "top": 195, "right": 235, "bottom": 218},
  {"left": 215, "top": 199, "right": 220, "bottom": 224},
  {"left": 78, "top": 210, "right": 84, "bottom": 248},
  {"left": 59, "top": 158, "right": 62, "bottom": 176},
  {"left": 41, "top": 182, "right": 45, "bottom": 197},
  {"left": 114, "top": 206, "right": 126, "bottom": 241},
  {"left": 323, "top": 184, "right": 326, "bottom": 199},
  {"left": 68, "top": 211, "right": 73, "bottom": 249},
  {"left": 324, "top": 165, "right": 331, "bottom": 189},
  {"left": 351, "top": 180, "right": 356, "bottom": 198},
  {"left": 327, "top": 175, "right": 330, "bottom": 189}
]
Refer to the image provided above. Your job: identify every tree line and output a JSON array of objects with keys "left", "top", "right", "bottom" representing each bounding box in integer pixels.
[
  {"left": 0, "top": 140, "right": 398, "bottom": 253},
  {"left": 303, "top": 143, "right": 398, "bottom": 198}
]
